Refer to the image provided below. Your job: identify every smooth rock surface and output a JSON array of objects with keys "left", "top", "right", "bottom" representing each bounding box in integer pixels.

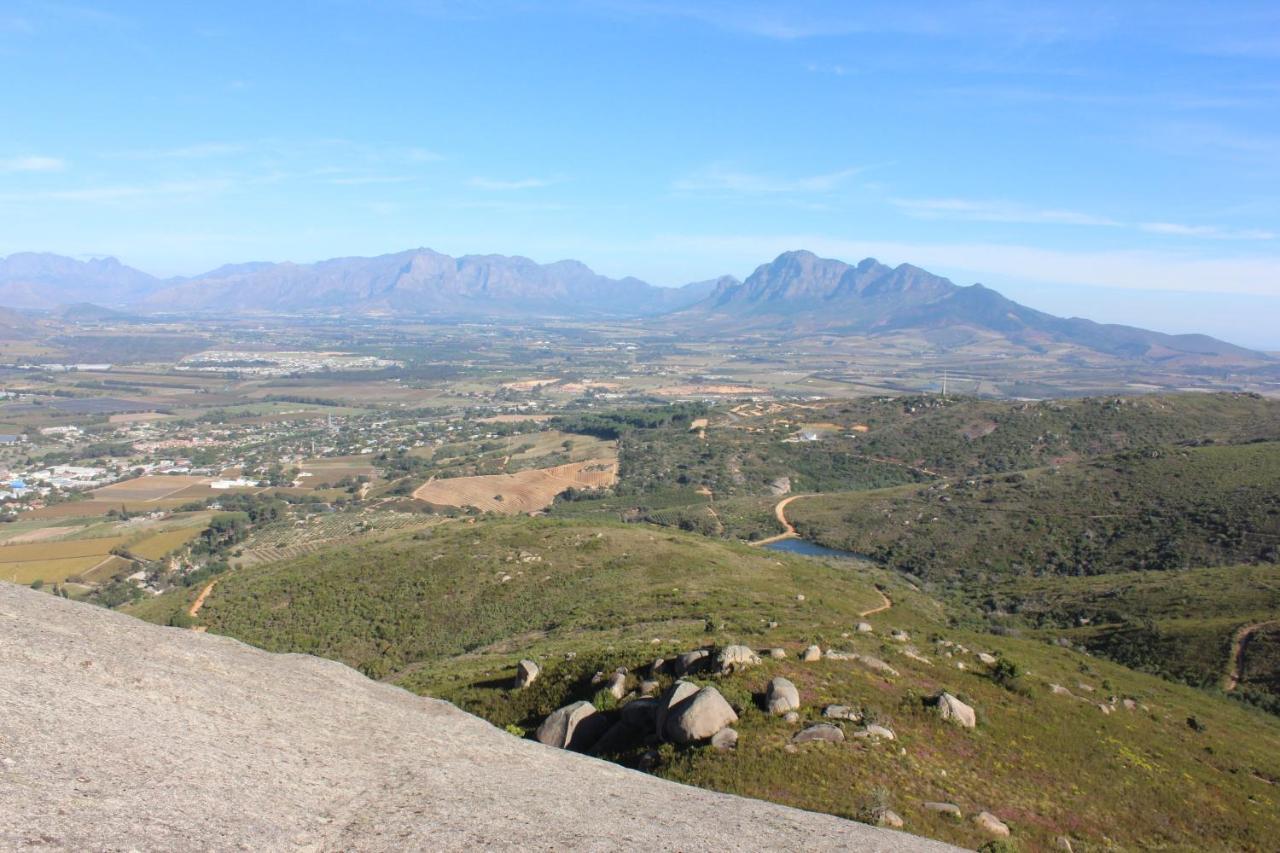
[
  {"left": 716, "top": 644, "right": 761, "bottom": 674},
  {"left": 0, "top": 585, "right": 961, "bottom": 852},
  {"left": 537, "top": 700, "right": 609, "bottom": 752},
  {"left": 934, "top": 692, "right": 977, "bottom": 729},
  {"left": 666, "top": 686, "right": 739, "bottom": 744},
  {"left": 792, "top": 724, "right": 845, "bottom": 745},
  {"left": 973, "top": 811, "right": 1010, "bottom": 837},
  {"left": 766, "top": 676, "right": 801, "bottom": 715},
  {"left": 515, "top": 658, "right": 540, "bottom": 688}
]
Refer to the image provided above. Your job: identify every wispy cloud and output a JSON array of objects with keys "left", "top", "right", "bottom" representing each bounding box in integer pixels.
[
  {"left": 892, "top": 196, "right": 1275, "bottom": 241},
  {"left": 0, "top": 155, "right": 66, "bottom": 173},
  {"left": 468, "top": 176, "right": 556, "bottom": 191},
  {"left": 805, "top": 62, "right": 854, "bottom": 76},
  {"left": 891, "top": 197, "right": 1120, "bottom": 226},
  {"left": 0, "top": 178, "right": 230, "bottom": 204},
  {"left": 327, "top": 174, "right": 417, "bottom": 186},
  {"left": 1139, "top": 222, "right": 1276, "bottom": 241},
  {"left": 674, "top": 164, "right": 866, "bottom": 194}
]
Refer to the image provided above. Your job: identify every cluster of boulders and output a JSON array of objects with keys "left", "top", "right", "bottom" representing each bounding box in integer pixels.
[
  {"left": 923, "top": 803, "right": 1011, "bottom": 838},
  {"left": 527, "top": 649, "right": 759, "bottom": 756},
  {"left": 1048, "top": 682, "right": 1143, "bottom": 714},
  {"left": 523, "top": 639, "right": 979, "bottom": 767}
]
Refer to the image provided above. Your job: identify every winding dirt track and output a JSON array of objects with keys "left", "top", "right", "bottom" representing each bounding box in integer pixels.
[
  {"left": 754, "top": 494, "right": 894, "bottom": 619},
  {"left": 860, "top": 589, "right": 893, "bottom": 618},
  {"left": 1224, "top": 620, "right": 1278, "bottom": 691},
  {"left": 752, "top": 494, "right": 811, "bottom": 546}
]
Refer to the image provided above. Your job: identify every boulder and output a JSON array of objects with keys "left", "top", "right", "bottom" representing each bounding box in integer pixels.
[
  {"left": 923, "top": 802, "right": 961, "bottom": 818},
  {"left": 535, "top": 701, "right": 609, "bottom": 752},
  {"left": 934, "top": 692, "right": 976, "bottom": 729},
  {"left": 853, "top": 725, "right": 896, "bottom": 741},
  {"left": 589, "top": 721, "right": 642, "bottom": 756},
  {"left": 973, "top": 811, "right": 1010, "bottom": 837},
  {"left": 649, "top": 658, "right": 665, "bottom": 677},
  {"left": 672, "top": 649, "right": 712, "bottom": 676},
  {"left": 854, "top": 654, "right": 900, "bottom": 678},
  {"left": 801, "top": 645, "right": 823, "bottom": 662},
  {"left": 514, "top": 659, "right": 540, "bottom": 689},
  {"left": 822, "top": 705, "right": 861, "bottom": 722},
  {"left": 654, "top": 680, "right": 701, "bottom": 740},
  {"left": 878, "top": 810, "right": 904, "bottom": 829},
  {"left": 768, "top": 647, "right": 787, "bottom": 659},
  {"left": 792, "top": 724, "right": 845, "bottom": 745},
  {"left": 620, "top": 697, "right": 658, "bottom": 731},
  {"left": 1049, "top": 683, "right": 1074, "bottom": 697},
  {"left": 766, "top": 677, "right": 801, "bottom": 716},
  {"left": 902, "top": 647, "right": 932, "bottom": 665},
  {"left": 666, "top": 686, "right": 739, "bottom": 744},
  {"left": 710, "top": 728, "right": 738, "bottom": 751},
  {"left": 977, "top": 652, "right": 997, "bottom": 666},
  {"left": 638, "top": 680, "right": 660, "bottom": 697},
  {"left": 604, "top": 671, "right": 627, "bottom": 700},
  {"left": 889, "top": 630, "right": 910, "bottom": 643},
  {"left": 716, "top": 645, "right": 761, "bottom": 674},
  {"left": 855, "top": 622, "right": 874, "bottom": 633},
  {"left": 783, "top": 711, "right": 800, "bottom": 724}
]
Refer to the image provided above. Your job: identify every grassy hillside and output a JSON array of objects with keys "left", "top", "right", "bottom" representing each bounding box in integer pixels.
[
  {"left": 131, "top": 518, "right": 1280, "bottom": 851},
  {"left": 799, "top": 392, "right": 1280, "bottom": 476},
  {"left": 548, "top": 392, "right": 1280, "bottom": 541},
  {"left": 789, "top": 442, "right": 1280, "bottom": 581},
  {"left": 995, "top": 565, "right": 1280, "bottom": 708}
]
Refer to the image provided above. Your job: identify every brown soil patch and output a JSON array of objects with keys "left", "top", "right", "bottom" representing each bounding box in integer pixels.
[
  {"left": 652, "top": 384, "right": 766, "bottom": 396},
  {"left": 109, "top": 412, "right": 174, "bottom": 424},
  {"left": 412, "top": 459, "right": 617, "bottom": 515},
  {"left": 92, "top": 475, "right": 213, "bottom": 502},
  {"left": 501, "top": 378, "right": 561, "bottom": 391}
]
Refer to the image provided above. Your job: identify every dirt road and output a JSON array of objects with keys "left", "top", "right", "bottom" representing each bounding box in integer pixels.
[
  {"left": 188, "top": 579, "right": 218, "bottom": 620},
  {"left": 1224, "top": 620, "right": 1278, "bottom": 691},
  {"left": 752, "top": 494, "right": 810, "bottom": 546},
  {"left": 860, "top": 589, "right": 892, "bottom": 618}
]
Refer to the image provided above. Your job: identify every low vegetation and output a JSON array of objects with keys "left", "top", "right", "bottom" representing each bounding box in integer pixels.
[{"left": 133, "top": 518, "right": 1280, "bottom": 851}]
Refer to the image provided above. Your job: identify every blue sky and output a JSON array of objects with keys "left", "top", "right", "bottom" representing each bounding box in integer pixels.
[{"left": 2, "top": 1, "right": 1279, "bottom": 346}]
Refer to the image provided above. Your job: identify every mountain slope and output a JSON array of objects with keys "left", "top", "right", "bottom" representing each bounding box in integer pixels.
[
  {"left": 0, "top": 582, "right": 947, "bottom": 852},
  {"left": 680, "top": 250, "right": 1266, "bottom": 362},
  {"left": 0, "top": 252, "right": 160, "bottom": 308},
  {"left": 142, "top": 248, "right": 713, "bottom": 317}
]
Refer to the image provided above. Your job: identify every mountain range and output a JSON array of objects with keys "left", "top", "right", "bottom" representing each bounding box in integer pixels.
[{"left": 0, "top": 248, "right": 1267, "bottom": 364}]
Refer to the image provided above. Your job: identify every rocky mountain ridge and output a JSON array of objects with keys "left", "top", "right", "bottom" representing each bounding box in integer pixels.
[{"left": 0, "top": 248, "right": 1266, "bottom": 363}]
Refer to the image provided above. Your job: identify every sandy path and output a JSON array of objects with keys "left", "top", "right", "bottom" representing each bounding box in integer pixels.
[
  {"left": 752, "top": 494, "right": 811, "bottom": 546},
  {"left": 1224, "top": 620, "right": 1278, "bottom": 691},
  {"left": 860, "top": 589, "right": 893, "bottom": 618},
  {"left": 188, "top": 580, "right": 218, "bottom": 620}
]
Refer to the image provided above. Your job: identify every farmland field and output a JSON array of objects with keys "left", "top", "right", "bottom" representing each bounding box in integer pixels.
[
  {"left": 92, "top": 475, "right": 213, "bottom": 502},
  {"left": 0, "top": 536, "right": 128, "bottom": 584},
  {"left": 129, "top": 526, "right": 205, "bottom": 560},
  {"left": 413, "top": 459, "right": 618, "bottom": 514}
]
